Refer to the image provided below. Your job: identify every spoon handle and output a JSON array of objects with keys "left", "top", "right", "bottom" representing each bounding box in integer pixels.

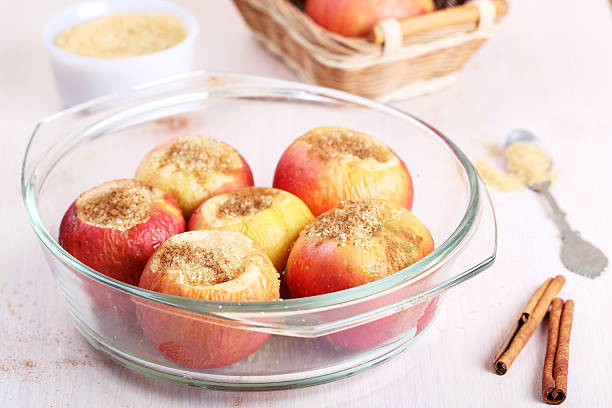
[
  {"left": 531, "top": 181, "right": 608, "bottom": 278},
  {"left": 537, "top": 184, "right": 574, "bottom": 236}
]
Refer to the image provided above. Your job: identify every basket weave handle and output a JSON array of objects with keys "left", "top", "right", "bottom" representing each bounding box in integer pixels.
[{"left": 369, "top": 0, "right": 508, "bottom": 45}]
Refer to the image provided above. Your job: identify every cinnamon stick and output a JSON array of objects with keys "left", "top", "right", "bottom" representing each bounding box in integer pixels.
[
  {"left": 542, "top": 298, "right": 563, "bottom": 401},
  {"left": 542, "top": 299, "right": 574, "bottom": 405},
  {"left": 491, "top": 278, "right": 551, "bottom": 370},
  {"left": 522, "top": 277, "right": 552, "bottom": 321},
  {"left": 493, "top": 275, "right": 565, "bottom": 375}
]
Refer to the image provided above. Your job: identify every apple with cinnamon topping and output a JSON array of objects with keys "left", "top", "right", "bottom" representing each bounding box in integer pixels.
[
  {"left": 137, "top": 230, "right": 280, "bottom": 368},
  {"left": 135, "top": 135, "right": 254, "bottom": 217},
  {"left": 59, "top": 179, "right": 185, "bottom": 286},
  {"left": 273, "top": 126, "right": 414, "bottom": 216},
  {"left": 188, "top": 187, "right": 314, "bottom": 272},
  {"left": 285, "top": 199, "right": 433, "bottom": 349}
]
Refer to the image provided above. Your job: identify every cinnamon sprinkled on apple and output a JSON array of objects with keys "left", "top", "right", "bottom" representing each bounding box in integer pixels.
[
  {"left": 158, "top": 136, "right": 242, "bottom": 179},
  {"left": 155, "top": 232, "right": 249, "bottom": 286},
  {"left": 296, "top": 200, "right": 425, "bottom": 281},
  {"left": 305, "top": 127, "right": 392, "bottom": 162},
  {"left": 216, "top": 187, "right": 278, "bottom": 218},
  {"left": 302, "top": 200, "right": 404, "bottom": 247},
  {"left": 378, "top": 231, "right": 422, "bottom": 274},
  {"left": 76, "top": 180, "right": 158, "bottom": 230}
]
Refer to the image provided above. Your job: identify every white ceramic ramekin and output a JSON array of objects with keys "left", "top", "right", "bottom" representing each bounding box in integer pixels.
[{"left": 43, "top": 0, "right": 200, "bottom": 106}]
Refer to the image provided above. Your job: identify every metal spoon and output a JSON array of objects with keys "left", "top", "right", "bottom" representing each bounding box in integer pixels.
[{"left": 506, "top": 129, "right": 608, "bottom": 278}]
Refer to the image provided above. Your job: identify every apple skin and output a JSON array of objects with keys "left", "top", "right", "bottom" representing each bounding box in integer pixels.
[
  {"left": 137, "top": 308, "right": 271, "bottom": 369},
  {"left": 285, "top": 199, "right": 433, "bottom": 349},
  {"left": 416, "top": 295, "right": 439, "bottom": 334},
  {"left": 137, "top": 230, "right": 280, "bottom": 369},
  {"left": 135, "top": 136, "right": 254, "bottom": 218},
  {"left": 285, "top": 200, "right": 433, "bottom": 297},
  {"left": 188, "top": 187, "right": 314, "bottom": 272},
  {"left": 273, "top": 127, "right": 414, "bottom": 216},
  {"left": 305, "top": 0, "right": 433, "bottom": 37},
  {"left": 59, "top": 179, "right": 185, "bottom": 286},
  {"left": 329, "top": 304, "right": 427, "bottom": 350},
  {"left": 329, "top": 280, "right": 434, "bottom": 350}
]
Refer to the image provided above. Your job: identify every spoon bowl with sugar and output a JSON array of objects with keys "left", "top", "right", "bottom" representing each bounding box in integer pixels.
[{"left": 505, "top": 129, "right": 608, "bottom": 278}]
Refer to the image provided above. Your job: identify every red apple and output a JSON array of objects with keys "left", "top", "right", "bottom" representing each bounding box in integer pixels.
[
  {"left": 188, "top": 187, "right": 314, "bottom": 272},
  {"left": 273, "top": 126, "right": 414, "bottom": 217},
  {"left": 135, "top": 135, "right": 254, "bottom": 218},
  {"left": 305, "top": 0, "right": 434, "bottom": 37},
  {"left": 59, "top": 179, "right": 185, "bottom": 286},
  {"left": 416, "top": 295, "right": 439, "bottom": 334},
  {"left": 285, "top": 199, "right": 433, "bottom": 349},
  {"left": 137, "top": 230, "right": 280, "bottom": 368}
]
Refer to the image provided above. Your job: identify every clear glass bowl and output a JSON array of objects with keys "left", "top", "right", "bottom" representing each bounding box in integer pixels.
[{"left": 22, "top": 72, "right": 497, "bottom": 390}]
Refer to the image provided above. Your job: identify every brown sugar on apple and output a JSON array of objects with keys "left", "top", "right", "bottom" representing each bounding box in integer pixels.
[
  {"left": 136, "top": 136, "right": 254, "bottom": 217},
  {"left": 158, "top": 136, "right": 242, "bottom": 180},
  {"left": 76, "top": 180, "right": 159, "bottom": 230},
  {"left": 377, "top": 231, "right": 422, "bottom": 275},
  {"left": 189, "top": 187, "right": 314, "bottom": 272},
  {"left": 287, "top": 199, "right": 434, "bottom": 297},
  {"left": 141, "top": 231, "right": 280, "bottom": 300},
  {"left": 302, "top": 201, "right": 387, "bottom": 248},
  {"left": 301, "top": 201, "right": 424, "bottom": 275},
  {"left": 274, "top": 127, "right": 413, "bottom": 217},
  {"left": 216, "top": 187, "right": 278, "bottom": 218},
  {"left": 157, "top": 240, "right": 246, "bottom": 286},
  {"left": 60, "top": 179, "right": 185, "bottom": 288},
  {"left": 304, "top": 127, "right": 392, "bottom": 162},
  {"left": 137, "top": 230, "right": 279, "bottom": 369},
  {"left": 286, "top": 199, "right": 434, "bottom": 350}
]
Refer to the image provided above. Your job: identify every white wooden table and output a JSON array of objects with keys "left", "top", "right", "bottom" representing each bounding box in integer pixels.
[{"left": 2, "top": 0, "right": 611, "bottom": 407}]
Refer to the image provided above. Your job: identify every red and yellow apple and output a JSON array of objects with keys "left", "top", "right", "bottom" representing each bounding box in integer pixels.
[
  {"left": 59, "top": 179, "right": 185, "bottom": 286},
  {"left": 305, "top": 0, "right": 434, "bottom": 37},
  {"left": 273, "top": 127, "right": 414, "bottom": 216},
  {"left": 285, "top": 199, "right": 433, "bottom": 349},
  {"left": 135, "top": 135, "right": 254, "bottom": 218},
  {"left": 137, "top": 230, "right": 280, "bottom": 368},
  {"left": 188, "top": 187, "right": 314, "bottom": 272}
]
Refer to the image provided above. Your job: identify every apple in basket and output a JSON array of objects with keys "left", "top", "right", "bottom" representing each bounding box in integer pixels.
[
  {"left": 305, "top": 0, "right": 435, "bottom": 37},
  {"left": 285, "top": 199, "right": 434, "bottom": 350}
]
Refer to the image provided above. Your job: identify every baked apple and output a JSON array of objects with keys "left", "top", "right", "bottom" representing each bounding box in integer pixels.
[
  {"left": 59, "top": 179, "right": 185, "bottom": 286},
  {"left": 188, "top": 187, "right": 314, "bottom": 272},
  {"left": 273, "top": 126, "right": 414, "bottom": 216},
  {"left": 135, "top": 135, "right": 254, "bottom": 217},
  {"left": 137, "top": 230, "right": 280, "bottom": 368},
  {"left": 285, "top": 199, "right": 433, "bottom": 349}
]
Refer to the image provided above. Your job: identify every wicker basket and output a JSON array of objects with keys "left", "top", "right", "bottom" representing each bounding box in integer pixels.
[{"left": 233, "top": 0, "right": 508, "bottom": 100}]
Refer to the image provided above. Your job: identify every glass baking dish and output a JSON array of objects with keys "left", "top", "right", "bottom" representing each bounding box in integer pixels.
[{"left": 22, "top": 72, "right": 496, "bottom": 390}]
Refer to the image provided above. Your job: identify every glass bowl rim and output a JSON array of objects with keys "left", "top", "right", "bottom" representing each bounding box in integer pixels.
[{"left": 22, "top": 71, "right": 481, "bottom": 314}]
